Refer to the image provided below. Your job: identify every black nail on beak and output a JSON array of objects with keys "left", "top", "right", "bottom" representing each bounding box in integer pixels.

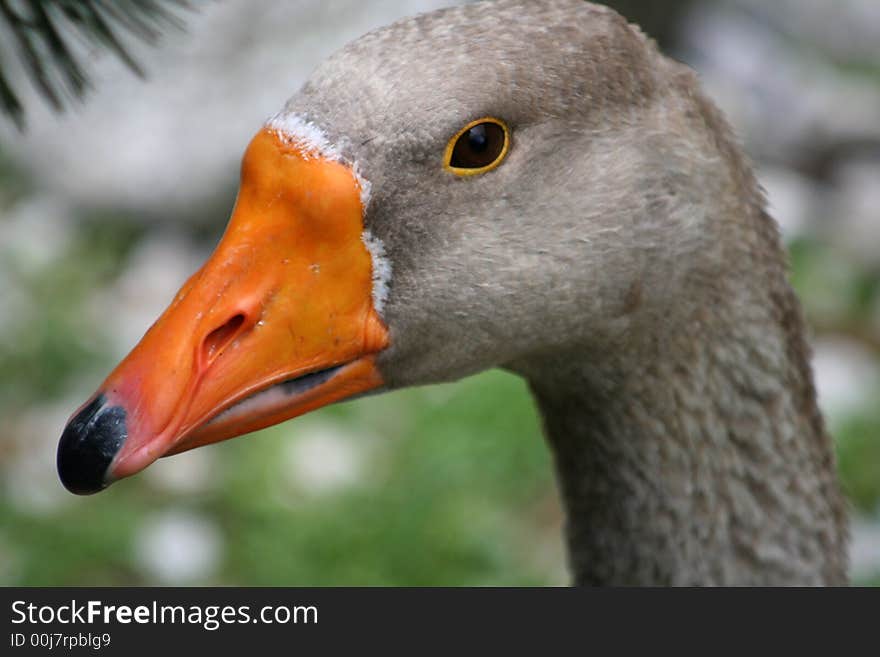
[{"left": 57, "top": 394, "right": 127, "bottom": 495}]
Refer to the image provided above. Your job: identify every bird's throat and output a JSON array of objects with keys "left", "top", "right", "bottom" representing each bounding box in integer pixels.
[{"left": 520, "top": 290, "right": 848, "bottom": 585}]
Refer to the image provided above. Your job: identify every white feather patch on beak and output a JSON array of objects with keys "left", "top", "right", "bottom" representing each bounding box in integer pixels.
[{"left": 265, "top": 110, "right": 388, "bottom": 314}]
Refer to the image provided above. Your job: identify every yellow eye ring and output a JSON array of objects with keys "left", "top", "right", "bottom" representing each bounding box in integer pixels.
[{"left": 443, "top": 117, "right": 510, "bottom": 176}]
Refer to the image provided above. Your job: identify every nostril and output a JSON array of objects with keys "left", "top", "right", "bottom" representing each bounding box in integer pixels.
[{"left": 201, "top": 313, "right": 246, "bottom": 367}]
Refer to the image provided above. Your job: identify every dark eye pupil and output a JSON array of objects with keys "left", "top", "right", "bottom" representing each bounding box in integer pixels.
[
  {"left": 450, "top": 121, "right": 506, "bottom": 170},
  {"left": 467, "top": 125, "right": 488, "bottom": 152}
]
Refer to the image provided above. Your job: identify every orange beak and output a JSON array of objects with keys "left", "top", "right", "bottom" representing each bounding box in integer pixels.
[{"left": 57, "top": 128, "right": 389, "bottom": 494}]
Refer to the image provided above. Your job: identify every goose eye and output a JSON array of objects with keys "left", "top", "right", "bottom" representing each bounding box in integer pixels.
[{"left": 444, "top": 118, "right": 510, "bottom": 176}]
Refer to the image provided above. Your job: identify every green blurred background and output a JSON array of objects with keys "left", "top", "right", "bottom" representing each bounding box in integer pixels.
[{"left": 1, "top": 0, "right": 878, "bottom": 585}]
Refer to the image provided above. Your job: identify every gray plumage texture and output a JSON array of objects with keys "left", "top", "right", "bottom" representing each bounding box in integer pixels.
[{"left": 280, "top": 0, "right": 848, "bottom": 584}]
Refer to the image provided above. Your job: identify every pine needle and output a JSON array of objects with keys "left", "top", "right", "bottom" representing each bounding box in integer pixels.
[{"left": 0, "top": 0, "right": 192, "bottom": 129}]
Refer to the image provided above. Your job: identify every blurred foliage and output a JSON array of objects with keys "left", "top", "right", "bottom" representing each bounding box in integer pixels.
[
  {"left": 836, "top": 410, "right": 880, "bottom": 514},
  {"left": 3, "top": 375, "right": 560, "bottom": 585},
  {"left": 0, "top": 215, "right": 143, "bottom": 406},
  {"left": 789, "top": 240, "right": 880, "bottom": 523}
]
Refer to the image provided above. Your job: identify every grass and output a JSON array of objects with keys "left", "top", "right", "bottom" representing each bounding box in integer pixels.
[{"left": 1, "top": 370, "right": 563, "bottom": 586}]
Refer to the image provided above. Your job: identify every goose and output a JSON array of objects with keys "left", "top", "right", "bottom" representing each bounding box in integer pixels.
[{"left": 56, "top": 0, "right": 849, "bottom": 586}]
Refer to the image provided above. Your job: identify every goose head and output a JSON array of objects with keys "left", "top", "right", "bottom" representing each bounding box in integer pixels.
[{"left": 59, "top": 1, "right": 763, "bottom": 492}]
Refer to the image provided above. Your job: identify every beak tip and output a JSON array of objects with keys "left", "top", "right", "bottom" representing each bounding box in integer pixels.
[{"left": 57, "top": 394, "right": 127, "bottom": 495}]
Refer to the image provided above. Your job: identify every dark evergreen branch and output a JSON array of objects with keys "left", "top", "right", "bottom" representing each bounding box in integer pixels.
[{"left": 0, "top": 0, "right": 192, "bottom": 129}]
